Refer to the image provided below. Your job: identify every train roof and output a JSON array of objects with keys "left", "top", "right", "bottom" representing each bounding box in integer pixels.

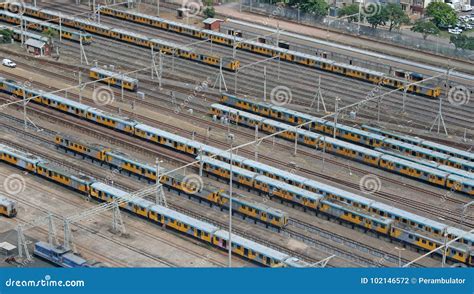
[
  {"left": 90, "top": 67, "right": 138, "bottom": 84},
  {"left": 62, "top": 252, "right": 87, "bottom": 266},
  {"left": 447, "top": 174, "right": 474, "bottom": 186},
  {"left": 149, "top": 204, "right": 220, "bottom": 233},
  {"left": 212, "top": 103, "right": 265, "bottom": 122},
  {"left": 383, "top": 138, "right": 451, "bottom": 160},
  {"left": 380, "top": 154, "right": 450, "bottom": 177},
  {"left": 135, "top": 123, "right": 193, "bottom": 145},
  {"left": 106, "top": 151, "right": 154, "bottom": 171},
  {"left": 331, "top": 123, "right": 386, "bottom": 141},
  {"left": 370, "top": 202, "right": 447, "bottom": 231},
  {"left": 213, "top": 229, "right": 290, "bottom": 261},
  {"left": 258, "top": 174, "right": 324, "bottom": 202},
  {"left": 421, "top": 140, "right": 474, "bottom": 161},
  {"left": 447, "top": 156, "right": 474, "bottom": 170},
  {"left": 362, "top": 124, "right": 424, "bottom": 145},
  {"left": 0, "top": 195, "right": 15, "bottom": 207},
  {"left": 87, "top": 108, "right": 137, "bottom": 125},
  {"left": 0, "top": 10, "right": 86, "bottom": 35},
  {"left": 333, "top": 62, "right": 384, "bottom": 76},
  {"left": 322, "top": 199, "right": 391, "bottom": 224},
  {"left": 283, "top": 257, "right": 310, "bottom": 267},
  {"left": 441, "top": 166, "right": 474, "bottom": 180},
  {"left": 91, "top": 182, "right": 130, "bottom": 198},
  {"left": 201, "top": 156, "right": 256, "bottom": 178},
  {"left": 35, "top": 241, "right": 70, "bottom": 255},
  {"left": 0, "top": 143, "right": 42, "bottom": 164},
  {"left": 38, "top": 90, "right": 91, "bottom": 111},
  {"left": 225, "top": 193, "right": 287, "bottom": 217},
  {"left": 375, "top": 148, "right": 441, "bottom": 169},
  {"left": 322, "top": 135, "right": 383, "bottom": 157}
]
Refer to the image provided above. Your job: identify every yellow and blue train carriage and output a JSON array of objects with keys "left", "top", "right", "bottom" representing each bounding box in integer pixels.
[
  {"left": 86, "top": 108, "right": 136, "bottom": 134},
  {"left": 200, "top": 156, "right": 323, "bottom": 210},
  {"left": 364, "top": 124, "right": 474, "bottom": 162},
  {"left": 16, "top": 4, "right": 239, "bottom": 71},
  {"left": 0, "top": 195, "right": 17, "bottom": 218},
  {"left": 88, "top": 182, "right": 296, "bottom": 267},
  {"left": 0, "top": 11, "right": 92, "bottom": 44},
  {"left": 89, "top": 67, "right": 138, "bottom": 91},
  {"left": 0, "top": 143, "right": 42, "bottom": 172},
  {"left": 55, "top": 135, "right": 109, "bottom": 162},
  {"left": 134, "top": 123, "right": 198, "bottom": 155},
  {"left": 319, "top": 198, "right": 392, "bottom": 235},
  {"left": 0, "top": 24, "right": 50, "bottom": 44},
  {"left": 375, "top": 148, "right": 474, "bottom": 195},
  {"left": 36, "top": 162, "right": 94, "bottom": 194}
]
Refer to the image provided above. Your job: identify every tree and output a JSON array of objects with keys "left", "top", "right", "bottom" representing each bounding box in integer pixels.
[
  {"left": 301, "top": 0, "right": 329, "bottom": 18},
  {"left": 0, "top": 29, "right": 13, "bottom": 43},
  {"left": 203, "top": 6, "right": 215, "bottom": 18},
  {"left": 366, "top": 6, "right": 388, "bottom": 29},
  {"left": 338, "top": 4, "right": 361, "bottom": 23},
  {"left": 42, "top": 27, "right": 57, "bottom": 45},
  {"left": 385, "top": 3, "right": 409, "bottom": 31},
  {"left": 426, "top": 1, "right": 457, "bottom": 28},
  {"left": 450, "top": 34, "right": 474, "bottom": 50},
  {"left": 411, "top": 19, "right": 440, "bottom": 40}
]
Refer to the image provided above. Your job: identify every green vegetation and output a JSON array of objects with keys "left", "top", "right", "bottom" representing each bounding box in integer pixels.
[
  {"left": 425, "top": 1, "right": 457, "bottom": 28},
  {"left": 0, "top": 29, "right": 13, "bottom": 43},
  {"left": 337, "top": 4, "right": 360, "bottom": 23},
  {"left": 203, "top": 0, "right": 216, "bottom": 18},
  {"left": 385, "top": 3, "right": 410, "bottom": 31},
  {"left": 42, "top": 27, "right": 57, "bottom": 44},
  {"left": 450, "top": 34, "right": 474, "bottom": 50},
  {"left": 411, "top": 19, "right": 440, "bottom": 40},
  {"left": 300, "top": 0, "right": 329, "bottom": 18}
]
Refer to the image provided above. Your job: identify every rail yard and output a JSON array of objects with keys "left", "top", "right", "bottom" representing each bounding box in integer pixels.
[{"left": 0, "top": 0, "right": 472, "bottom": 271}]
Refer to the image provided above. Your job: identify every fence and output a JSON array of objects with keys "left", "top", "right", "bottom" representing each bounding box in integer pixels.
[{"left": 241, "top": 0, "right": 474, "bottom": 62}]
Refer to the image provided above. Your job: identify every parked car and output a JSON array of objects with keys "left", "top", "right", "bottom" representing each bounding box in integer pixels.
[{"left": 2, "top": 59, "right": 16, "bottom": 68}]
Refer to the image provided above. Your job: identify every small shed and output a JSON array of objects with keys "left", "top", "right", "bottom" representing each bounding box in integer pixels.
[
  {"left": 177, "top": 7, "right": 190, "bottom": 18},
  {"left": 25, "top": 38, "right": 51, "bottom": 56},
  {"left": 203, "top": 18, "right": 224, "bottom": 31},
  {"left": 0, "top": 242, "right": 16, "bottom": 257}
]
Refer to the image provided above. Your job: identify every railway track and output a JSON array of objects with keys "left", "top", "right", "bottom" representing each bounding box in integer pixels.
[{"left": 1, "top": 68, "right": 471, "bottom": 228}]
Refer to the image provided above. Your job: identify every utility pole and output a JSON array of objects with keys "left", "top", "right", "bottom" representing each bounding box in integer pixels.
[{"left": 228, "top": 133, "right": 234, "bottom": 268}]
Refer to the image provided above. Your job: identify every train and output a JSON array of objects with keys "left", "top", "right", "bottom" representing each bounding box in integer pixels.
[
  {"left": 98, "top": 6, "right": 441, "bottom": 97},
  {"left": 362, "top": 124, "right": 474, "bottom": 162},
  {"left": 220, "top": 94, "right": 474, "bottom": 170},
  {"left": 89, "top": 67, "right": 138, "bottom": 91},
  {"left": 34, "top": 241, "right": 105, "bottom": 268},
  {"left": 0, "top": 4, "right": 240, "bottom": 71},
  {"left": 54, "top": 134, "right": 288, "bottom": 230},
  {"left": 199, "top": 155, "right": 474, "bottom": 266},
  {"left": 0, "top": 10, "right": 93, "bottom": 44},
  {"left": 0, "top": 143, "right": 304, "bottom": 268},
  {"left": 1, "top": 76, "right": 472, "bottom": 265},
  {"left": 0, "top": 194, "right": 17, "bottom": 217},
  {"left": 210, "top": 103, "right": 474, "bottom": 196}
]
